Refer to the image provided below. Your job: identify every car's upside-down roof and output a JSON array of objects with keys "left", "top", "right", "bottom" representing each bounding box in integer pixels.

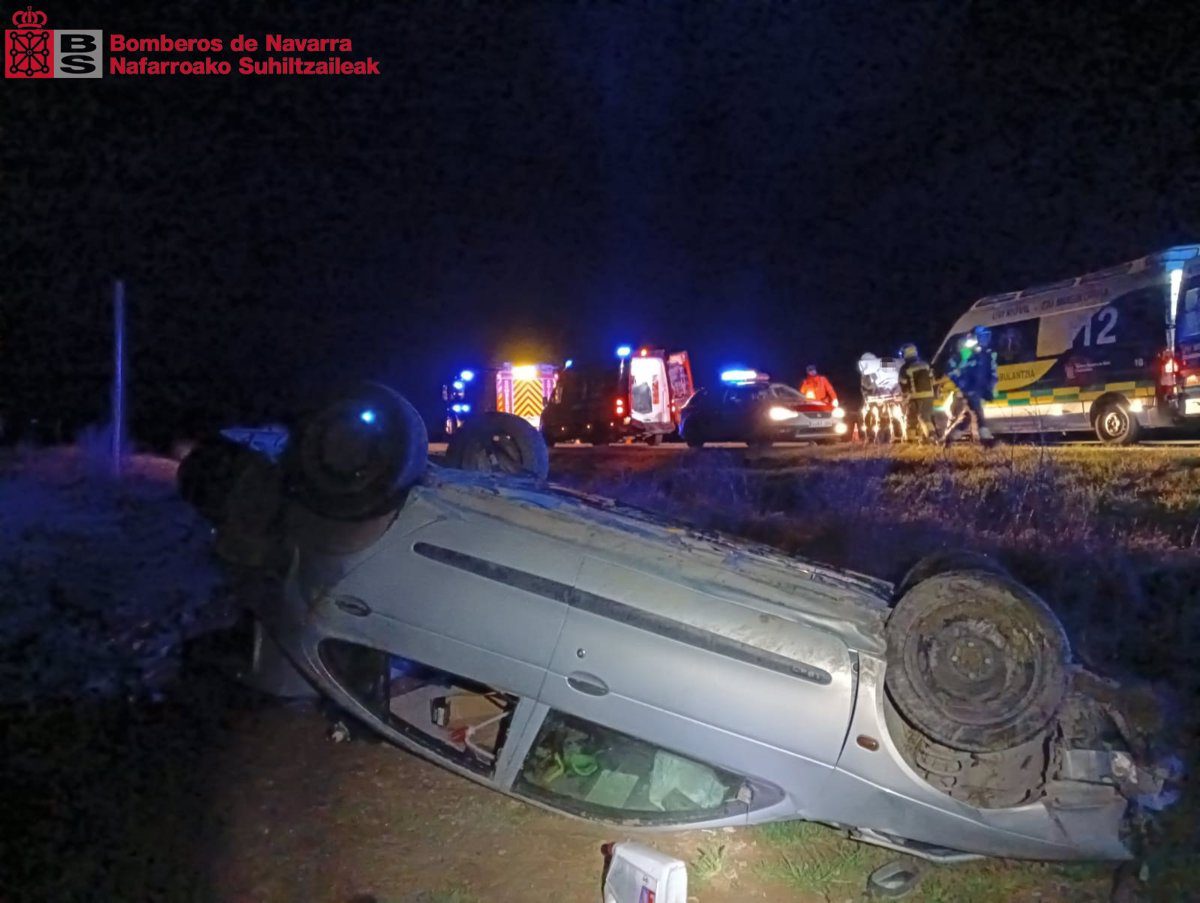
[{"left": 419, "top": 468, "right": 891, "bottom": 656}]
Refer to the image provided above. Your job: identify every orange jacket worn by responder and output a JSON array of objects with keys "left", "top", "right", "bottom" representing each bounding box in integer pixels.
[{"left": 799, "top": 365, "right": 838, "bottom": 406}]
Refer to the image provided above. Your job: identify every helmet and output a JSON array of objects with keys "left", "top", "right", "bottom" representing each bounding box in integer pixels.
[
  {"left": 806, "top": 364, "right": 818, "bottom": 375},
  {"left": 972, "top": 325, "right": 992, "bottom": 346},
  {"left": 899, "top": 342, "right": 918, "bottom": 360}
]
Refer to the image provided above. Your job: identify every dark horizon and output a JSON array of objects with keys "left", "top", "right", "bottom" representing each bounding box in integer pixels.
[{"left": 3, "top": 0, "right": 1198, "bottom": 444}]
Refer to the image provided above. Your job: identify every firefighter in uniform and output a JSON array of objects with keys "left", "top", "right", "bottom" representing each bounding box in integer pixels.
[
  {"left": 799, "top": 364, "right": 838, "bottom": 406},
  {"left": 897, "top": 343, "right": 935, "bottom": 442},
  {"left": 941, "top": 326, "right": 998, "bottom": 448}
]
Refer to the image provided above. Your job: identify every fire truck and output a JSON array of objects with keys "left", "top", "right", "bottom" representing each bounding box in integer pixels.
[
  {"left": 443, "top": 363, "right": 560, "bottom": 437},
  {"left": 540, "top": 346, "right": 695, "bottom": 445}
]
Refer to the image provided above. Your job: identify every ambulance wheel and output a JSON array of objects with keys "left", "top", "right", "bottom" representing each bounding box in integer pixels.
[
  {"left": 885, "top": 570, "right": 1070, "bottom": 753},
  {"left": 445, "top": 412, "right": 550, "bottom": 480},
  {"left": 1094, "top": 399, "right": 1140, "bottom": 445},
  {"left": 286, "top": 383, "right": 428, "bottom": 520}
]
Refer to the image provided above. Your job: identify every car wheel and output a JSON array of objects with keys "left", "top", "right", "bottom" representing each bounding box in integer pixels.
[
  {"left": 885, "top": 570, "right": 1070, "bottom": 752},
  {"left": 1094, "top": 398, "right": 1140, "bottom": 445},
  {"left": 286, "top": 382, "right": 428, "bottom": 520},
  {"left": 681, "top": 422, "right": 705, "bottom": 447},
  {"left": 445, "top": 412, "right": 550, "bottom": 479},
  {"left": 893, "top": 550, "right": 1008, "bottom": 601},
  {"left": 178, "top": 435, "right": 282, "bottom": 531}
]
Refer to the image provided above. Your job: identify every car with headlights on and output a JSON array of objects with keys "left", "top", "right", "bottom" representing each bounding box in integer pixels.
[
  {"left": 679, "top": 372, "right": 847, "bottom": 448},
  {"left": 178, "top": 384, "right": 1177, "bottom": 864}
]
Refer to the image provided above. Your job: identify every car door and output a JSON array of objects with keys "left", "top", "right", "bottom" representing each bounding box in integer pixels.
[{"left": 526, "top": 555, "right": 855, "bottom": 824}]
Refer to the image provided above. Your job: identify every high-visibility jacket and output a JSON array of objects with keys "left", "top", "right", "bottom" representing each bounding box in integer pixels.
[
  {"left": 799, "top": 374, "right": 838, "bottom": 405},
  {"left": 899, "top": 359, "right": 934, "bottom": 399}
]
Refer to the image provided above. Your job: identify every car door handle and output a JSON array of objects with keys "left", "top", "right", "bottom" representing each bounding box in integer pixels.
[{"left": 566, "top": 672, "right": 609, "bottom": 697}]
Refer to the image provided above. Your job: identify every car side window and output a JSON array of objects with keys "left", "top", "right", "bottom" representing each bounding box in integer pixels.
[
  {"left": 515, "top": 710, "right": 748, "bottom": 823},
  {"left": 320, "top": 639, "right": 516, "bottom": 778},
  {"left": 771, "top": 385, "right": 803, "bottom": 400}
]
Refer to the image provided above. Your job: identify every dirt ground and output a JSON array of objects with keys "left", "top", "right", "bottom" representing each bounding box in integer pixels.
[{"left": 3, "top": 443, "right": 1196, "bottom": 902}]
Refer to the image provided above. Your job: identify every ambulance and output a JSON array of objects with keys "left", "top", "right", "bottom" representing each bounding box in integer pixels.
[
  {"left": 932, "top": 245, "right": 1200, "bottom": 444},
  {"left": 443, "top": 363, "right": 559, "bottom": 436},
  {"left": 540, "top": 346, "right": 695, "bottom": 444}
]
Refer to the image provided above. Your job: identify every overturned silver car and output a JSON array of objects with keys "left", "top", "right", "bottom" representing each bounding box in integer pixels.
[{"left": 181, "top": 384, "right": 1177, "bottom": 862}]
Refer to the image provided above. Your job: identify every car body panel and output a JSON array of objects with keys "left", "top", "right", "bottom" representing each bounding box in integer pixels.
[{"left": 238, "top": 465, "right": 1158, "bottom": 860}]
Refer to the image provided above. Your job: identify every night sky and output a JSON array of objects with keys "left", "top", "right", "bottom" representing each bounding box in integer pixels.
[{"left": 3, "top": 0, "right": 1198, "bottom": 444}]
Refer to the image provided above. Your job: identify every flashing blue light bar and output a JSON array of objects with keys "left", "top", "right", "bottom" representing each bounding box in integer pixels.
[
  {"left": 461, "top": 403, "right": 471, "bottom": 413},
  {"left": 616, "top": 345, "right": 632, "bottom": 358},
  {"left": 452, "top": 380, "right": 465, "bottom": 391},
  {"left": 359, "top": 409, "right": 377, "bottom": 424},
  {"left": 460, "top": 369, "right": 475, "bottom": 382},
  {"left": 451, "top": 403, "right": 463, "bottom": 413},
  {"left": 721, "top": 369, "right": 759, "bottom": 383},
  {"left": 564, "top": 359, "right": 574, "bottom": 369}
]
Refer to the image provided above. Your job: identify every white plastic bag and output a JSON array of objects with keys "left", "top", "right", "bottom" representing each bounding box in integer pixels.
[{"left": 648, "top": 750, "right": 726, "bottom": 810}]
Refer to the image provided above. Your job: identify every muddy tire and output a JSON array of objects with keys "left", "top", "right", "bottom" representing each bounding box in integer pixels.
[
  {"left": 286, "top": 383, "right": 428, "bottom": 520},
  {"left": 894, "top": 550, "right": 1008, "bottom": 601},
  {"left": 445, "top": 412, "right": 550, "bottom": 480},
  {"left": 885, "top": 570, "right": 1071, "bottom": 752}
]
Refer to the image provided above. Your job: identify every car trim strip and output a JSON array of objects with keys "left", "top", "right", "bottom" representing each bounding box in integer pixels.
[{"left": 413, "top": 542, "right": 833, "bottom": 686}]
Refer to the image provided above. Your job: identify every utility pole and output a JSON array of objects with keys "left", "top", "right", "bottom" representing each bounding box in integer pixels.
[{"left": 111, "top": 279, "right": 126, "bottom": 477}]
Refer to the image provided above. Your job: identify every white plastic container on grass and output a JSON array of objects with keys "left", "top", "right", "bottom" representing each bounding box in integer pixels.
[{"left": 602, "top": 841, "right": 687, "bottom": 903}]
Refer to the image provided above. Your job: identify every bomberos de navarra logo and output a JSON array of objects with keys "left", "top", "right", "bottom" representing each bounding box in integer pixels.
[
  {"left": 5, "top": 8, "right": 380, "bottom": 79},
  {"left": 5, "top": 6, "right": 102, "bottom": 78}
]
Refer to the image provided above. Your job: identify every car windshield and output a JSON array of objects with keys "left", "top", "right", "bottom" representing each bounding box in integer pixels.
[{"left": 771, "top": 384, "right": 804, "bottom": 400}]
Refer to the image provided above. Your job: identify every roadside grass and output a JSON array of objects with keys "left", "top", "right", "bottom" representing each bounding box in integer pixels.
[
  {"left": 690, "top": 843, "right": 730, "bottom": 886},
  {"left": 753, "top": 820, "right": 1111, "bottom": 902}
]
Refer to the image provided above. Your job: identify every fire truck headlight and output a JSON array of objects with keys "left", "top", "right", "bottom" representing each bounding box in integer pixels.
[
  {"left": 768, "top": 406, "right": 800, "bottom": 421},
  {"left": 460, "top": 403, "right": 471, "bottom": 413},
  {"left": 833, "top": 408, "right": 845, "bottom": 419}
]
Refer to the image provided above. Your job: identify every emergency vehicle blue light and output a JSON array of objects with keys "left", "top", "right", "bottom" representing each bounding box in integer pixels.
[
  {"left": 359, "top": 409, "right": 377, "bottom": 424},
  {"left": 452, "top": 380, "right": 465, "bottom": 391},
  {"left": 460, "top": 370, "right": 475, "bottom": 382},
  {"left": 461, "top": 403, "right": 471, "bottom": 413},
  {"left": 564, "top": 359, "right": 574, "bottom": 369},
  {"left": 721, "top": 369, "right": 758, "bottom": 383},
  {"left": 616, "top": 345, "right": 632, "bottom": 358},
  {"left": 451, "top": 404, "right": 463, "bottom": 413}
]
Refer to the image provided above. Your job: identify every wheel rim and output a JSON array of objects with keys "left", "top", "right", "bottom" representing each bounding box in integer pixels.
[
  {"left": 1102, "top": 408, "right": 1127, "bottom": 438},
  {"left": 886, "top": 572, "right": 1070, "bottom": 751},
  {"left": 467, "top": 432, "right": 526, "bottom": 474}
]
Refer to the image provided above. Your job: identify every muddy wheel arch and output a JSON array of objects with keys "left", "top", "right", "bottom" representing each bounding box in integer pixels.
[{"left": 885, "top": 570, "right": 1071, "bottom": 753}]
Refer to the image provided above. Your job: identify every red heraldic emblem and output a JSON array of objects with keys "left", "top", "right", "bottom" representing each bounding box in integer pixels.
[{"left": 6, "top": 6, "right": 51, "bottom": 77}]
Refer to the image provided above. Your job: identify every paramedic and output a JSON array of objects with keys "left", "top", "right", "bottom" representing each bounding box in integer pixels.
[
  {"left": 941, "top": 327, "right": 998, "bottom": 448},
  {"left": 898, "top": 343, "right": 935, "bottom": 442},
  {"left": 800, "top": 364, "right": 839, "bottom": 406}
]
